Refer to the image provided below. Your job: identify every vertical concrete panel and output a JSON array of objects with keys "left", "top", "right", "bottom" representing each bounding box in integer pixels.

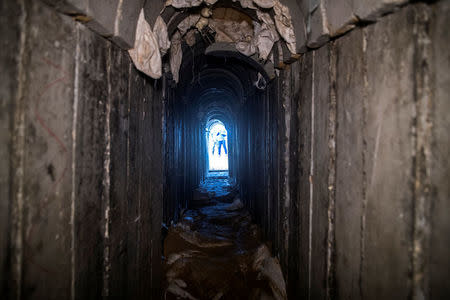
[
  {"left": 108, "top": 45, "right": 130, "bottom": 297},
  {"left": 20, "top": 2, "right": 75, "bottom": 298},
  {"left": 137, "top": 77, "right": 151, "bottom": 298},
  {"left": 324, "top": 0, "right": 356, "bottom": 36},
  {"left": 429, "top": 1, "right": 450, "bottom": 298},
  {"left": 266, "top": 81, "right": 279, "bottom": 253},
  {"left": 127, "top": 65, "right": 143, "bottom": 298},
  {"left": 297, "top": 52, "right": 313, "bottom": 299},
  {"left": 362, "top": 6, "right": 415, "bottom": 299},
  {"left": 75, "top": 26, "right": 108, "bottom": 300},
  {"left": 148, "top": 81, "right": 163, "bottom": 298},
  {"left": 334, "top": 28, "right": 364, "bottom": 299},
  {"left": 310, "top": 44, "right": 331, "bottom": 300},
  {"left": 135, "top": 75, "right": 159, "bottom": 298},
  {"left": 0, "top": 0, "right": 21, "bottom": 296},
  {"left": 278, "top": 63, "right": 292, "bottom": 273},
  {"left": 112, "top": 0, "right": 144, "bottom": 49},
  {"left": 287, "top": 60, "right": 300, "bottom": 299},
  {"left": 354, "top": 0, "right": 409, "bottom": 22}
]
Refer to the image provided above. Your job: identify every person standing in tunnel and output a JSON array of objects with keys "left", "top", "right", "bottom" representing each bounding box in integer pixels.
[{"left": 212, "top": 129, "right": 227, "bottom": 156}]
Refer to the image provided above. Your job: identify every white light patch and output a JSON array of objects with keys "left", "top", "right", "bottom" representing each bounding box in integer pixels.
[{"left": 207, "top": 123, "right": 229, "bottom": 171}]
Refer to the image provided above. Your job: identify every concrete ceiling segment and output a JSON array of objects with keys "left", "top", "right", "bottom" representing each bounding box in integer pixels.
[
  {"left": 205, "top": 43, "right": 271, "bottom": 80},
  {"left": 206, "top": 119, "right": 227, "bottom": 131},
  {"left": 188, "top": 69, "right": 244, "bottom": 127},
  {"left": 304, "top": 0, "right": 410, "bottom": 47},
  {"left": 354, "top": 0, "right": 409, "bottom": 22},
  {"left": 197, "top": 89, "right": 239, "bottom": 111},
  {"left": 194, "top": 96, "right": 236, "bottom": 130},
  {"left": 278, "top": 0, "right": 308, "bottom": 53},
  {"left": 162, "top": 0, "right": 303, "bottom": 68},
  {"left": 176, "top": 40, "right": 256, "bottom": 101},
  {"left": 306, "top": 0, "right": 330, "bottom": 48},
  {"left": 41, "top": 0, "right": 145, "bottom": 49},
  {"left": 185, "top": 67, "right": 248, "bottom": 105},
  {"left": 112, "top": 0, "right": 146, "bottom": 48},
  {"left": 195, "top": 90, "right": 240, "bottom": 122},
  {"left": 323, "top": 0, "right": 357, "bottom": 37},
  {"left": 321, "top": 0, "right": 410, "bottom": 38},
  {"left": 200, "top": 101, "right": 236, "bottom": 130},
  {"left": 144, "top": 0, "right": 167, "bottom": 27}
]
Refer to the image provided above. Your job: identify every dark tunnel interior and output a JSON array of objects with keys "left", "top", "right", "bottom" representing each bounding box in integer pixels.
[
  {"left": 1, "top": 0, "right": 450, "bottom": 299},
  {"left": 163, "top": 26, "right": 272, "bottom": 222}
]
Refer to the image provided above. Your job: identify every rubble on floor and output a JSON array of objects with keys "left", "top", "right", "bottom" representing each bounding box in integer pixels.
[{"left": 163, "top": 178, "right": 287, "bottom": 299}]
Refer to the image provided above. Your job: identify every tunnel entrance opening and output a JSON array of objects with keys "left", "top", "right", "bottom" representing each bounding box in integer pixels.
[{"left": 206, "top": 120, "right": 229, "bottom": 175}]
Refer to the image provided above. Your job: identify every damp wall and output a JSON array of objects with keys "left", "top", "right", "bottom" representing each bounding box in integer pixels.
[
  {"left": 0, "top": 1, "right": 164, "bottom": 299},
  {"left": 242, "top": 1, "right": 450, "bottom": 299}
]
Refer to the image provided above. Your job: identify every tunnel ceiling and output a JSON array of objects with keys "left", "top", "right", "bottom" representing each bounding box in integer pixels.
[
  {"left": 156, "top": 0, "right": 300, "bottom": 132},
  {"left": 159, "top": 0, "right": 300, "bottom": 85}
]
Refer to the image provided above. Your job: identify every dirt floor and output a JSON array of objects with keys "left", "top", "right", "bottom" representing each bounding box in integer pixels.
[{"left": 163, "top": 178, "right": 287, "bottom": 300}]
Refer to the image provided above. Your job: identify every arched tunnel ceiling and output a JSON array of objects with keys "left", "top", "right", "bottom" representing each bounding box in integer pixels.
[
  {"left": 191, "top": 81, "right": 239, "bottom": 129},
  {"left": 47, "top": 0, "right": 417, "bottom": 82},
  {"left": 161, "top": 0, "right": 300, "bottom": 84}
]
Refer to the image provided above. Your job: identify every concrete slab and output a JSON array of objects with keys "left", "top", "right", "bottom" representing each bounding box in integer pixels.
[
  {"left": 43, "top": 0, "right": 144, "bottom": 49},
  {"left": 354, "top": 0, "right": 409, "bottom": 21},
  {"left": 429, "top": 1, "right": 450, "bottom": 298},
  {"left": 0, "top": 0, "right": 22, "bottom": 297},
  {"left": 307, "top": 1, "right": 330, "bottom": 49},
  {"left": 126, "top": 65, "right": 142, "bottom": 298},
  {"left": 296, "top": 52, "right": 313, "bottom": 299},
  {"left": 111, "top": 0, "right": 145, "bottom": 49},
  {"left": 324, "top": 0, "right": 357, "bottom": 37},
  {"left": 362, "top": 5, "right": 415, "bottom": 299},
  {"left": 282, "top": 0, "right": 308, "bottom": 53},
  {"left": 144, "top": 0, "right": 167, "bottom": 27},
  {"left": 311, "top": 43, "right": 332, "bottom": 300},
  {"left": 41, "top": 0, "right": 89, "bottom": 15},
  {"left": 19, "top": 2, "right": 76, "bottom": 299},
  {"left": 74, "top": 25, "right": 109, "bottom": 299},
  {"left": 108, "top": 44, "right": 131, "bottom": 297},
  {"left": 334, "top": 27, "right": 365, "bottom": 300}
]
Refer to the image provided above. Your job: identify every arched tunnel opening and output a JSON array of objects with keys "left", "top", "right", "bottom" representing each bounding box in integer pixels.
[
  {"left": 1, "top": 0, "right": 450, "bottom": 299},
  {"left": 206, "top": 119, "right": 228, "bottom": 172},
  {"left": 161, "top": 21, "right": 286, "bottom": 295}
]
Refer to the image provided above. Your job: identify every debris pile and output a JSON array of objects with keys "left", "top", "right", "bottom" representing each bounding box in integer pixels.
[
  {"left": 128, "top": 0, "right": 298, "bottom": 81},
  {"left": 163, "top": 183, "right": 287, "bottom": 299}
]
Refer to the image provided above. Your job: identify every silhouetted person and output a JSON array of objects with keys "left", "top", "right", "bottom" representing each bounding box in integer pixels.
[{"left": 212, "top": 130, "right": 227, "bottom": 155}]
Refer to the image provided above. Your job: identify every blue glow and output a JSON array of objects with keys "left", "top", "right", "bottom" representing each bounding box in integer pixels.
[{"left": 207, "top": 123, "right": 228, "bottom": 171}]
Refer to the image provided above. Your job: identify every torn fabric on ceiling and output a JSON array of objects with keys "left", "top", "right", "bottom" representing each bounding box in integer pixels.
[
  {"left": 209, "top": 19, "right": 253, "bottom": 43},
  {"left": 255, "top": 11, "right": 279, "bottom": 60},
  {"left": 232, "top": 0, "right": 257, "bottom": 10},
  {"left": 253, "top": 0, "right": 275, "bottom": 9},
  {"left": 128, "top": 9, "right": 162, "bottom": 79},
  {"left": 168, "top": 0, "right": 202, "bottom": 8},
  {"left": 178, "top": 14, "right": 201, "bottom": 36},
  {"left": 273, "top": 0, "right": 297, "bottom": 54},
  {"left": 170, "top": 31, "right": 183, "bottom": 83},
  {"left": 153, "top": 16, "right": 171, "bottom": 56}
]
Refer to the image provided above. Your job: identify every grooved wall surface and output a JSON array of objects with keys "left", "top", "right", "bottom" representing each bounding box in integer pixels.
[
  {"left": 1, "top": 0, "right": 449, "bottom": 299},
  {"left": 1, "top": 1, "right": 164, "bottom": 299},
  {"left": 244, "top": 2, "right": 450, "bottom": 299}
]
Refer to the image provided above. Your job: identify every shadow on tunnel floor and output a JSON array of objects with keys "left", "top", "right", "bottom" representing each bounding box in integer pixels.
[{"left": 162, "top": 180, "right": 287, "bottom": 299}]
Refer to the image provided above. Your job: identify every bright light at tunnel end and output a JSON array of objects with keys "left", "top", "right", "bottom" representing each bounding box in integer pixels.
[{"left": 207, "top": 122, "right": 229, "bottom": 171}]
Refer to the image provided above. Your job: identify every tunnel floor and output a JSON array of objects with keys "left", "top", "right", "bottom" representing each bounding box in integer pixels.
[{"left": 163, "top": 179, "right": 287, "bottom": 299}]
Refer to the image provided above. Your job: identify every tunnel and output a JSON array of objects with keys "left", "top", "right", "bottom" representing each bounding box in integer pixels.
[{"left": 1, "top": 0, "right": 450, "bottom": 299}]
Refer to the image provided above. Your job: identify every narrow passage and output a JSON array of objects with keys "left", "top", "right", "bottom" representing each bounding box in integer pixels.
[{"left": 163, "top": 178, "right": 287, "bottom": 299}]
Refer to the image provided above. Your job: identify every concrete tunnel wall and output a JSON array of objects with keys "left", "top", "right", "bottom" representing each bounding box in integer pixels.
[
  {"left": 1, "top": 1, "right": 164, "bottom": 298},
  {"left": 1, "top": 0, "right": 450, "bottom": 299},
  {"left": 164, "top": 1, "right": 450, "bottom": 299},
  {"left": 240, "top": 2, "right": 450, "bottom": 299}
]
